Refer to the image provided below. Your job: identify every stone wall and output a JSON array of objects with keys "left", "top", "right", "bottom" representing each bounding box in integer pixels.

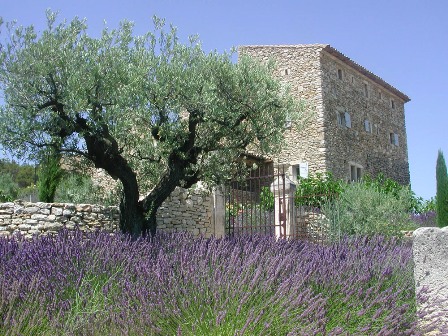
[
  {"left": 0, "top": 201, "right": 119, "bottom": 238},
  {"left": 239, "top": 45, "right": 327, "bottom": 176},
  {"left": 320, "top": 50, "right": 410, "bottom": 184},
  {"left": 0, "top": 184, "right": 224, "bottom": 239},
  {"left": 155, "top": 184, "right": 217, "bottom": 238},
  {"left": 413, "top": 227, "right": 448, "bottom": 329}
]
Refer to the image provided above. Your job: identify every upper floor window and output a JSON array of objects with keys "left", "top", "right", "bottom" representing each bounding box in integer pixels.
[
  {"left": 390, "top": 132, "right": 399, "bottom": 146},
  {"left": 390, "top": 99, "right": 395, "bottom": 109},
  {"left": 364, "top": 119, "right": 373, "bottom": 133},
  {"left": 337, "top": 69, "right": 343, "bottom": 80},
  {"left": 281, "top": 68, "right": 291, "bottom": 76},
  {"left": 363, "top": 83, "right": 369, "bottom": 98},
  {"left": 337, "top": 111, "right": 351, "bottom": 128}
]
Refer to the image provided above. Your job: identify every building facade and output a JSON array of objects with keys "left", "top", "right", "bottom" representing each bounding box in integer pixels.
[{"left": 239, "top": 44, "right": 410, "bottom": 184}]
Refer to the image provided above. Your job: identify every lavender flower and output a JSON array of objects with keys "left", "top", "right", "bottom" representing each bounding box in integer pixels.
[{"left": 0, "top": 230, "right": 443, "bottom": 335}]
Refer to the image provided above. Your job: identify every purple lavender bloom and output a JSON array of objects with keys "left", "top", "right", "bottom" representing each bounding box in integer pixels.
[{"left": 0, "top": 229, "right": 443, "bottom": 335}]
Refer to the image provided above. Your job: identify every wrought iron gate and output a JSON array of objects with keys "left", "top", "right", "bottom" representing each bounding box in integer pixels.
[{"left": 225, "top": 166, "right": 287, "bottom": 238}]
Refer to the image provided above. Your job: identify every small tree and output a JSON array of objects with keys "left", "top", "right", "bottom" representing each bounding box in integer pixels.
[
  {"left": 0, "top": 13, "right": 302, "bottom": 237},
  {"left": 436, "top": 150, "right": 448, "bottom": 227},
  {"left": 0, "top": 173, "right": 18, "bottom": 202},
  {"left": 38, "top": 149, "right": 64, "bottom": 202}
]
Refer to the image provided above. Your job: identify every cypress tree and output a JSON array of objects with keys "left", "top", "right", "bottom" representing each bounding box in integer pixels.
[
  {"left": 436, "top": 150, "right": 448, "bottom": 227},
  {"left": 38, "top": 150, "right": 64, "bottom": 203}
]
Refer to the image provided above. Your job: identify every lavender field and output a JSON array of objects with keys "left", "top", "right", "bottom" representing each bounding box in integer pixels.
[{"left": 0, "top": 230, "right": 440, "bottom": 335}]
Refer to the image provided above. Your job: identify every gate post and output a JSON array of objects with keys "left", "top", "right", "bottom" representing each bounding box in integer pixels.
[
  {"left": 270, "top": 175, "right": 296, "bottom": 239},
  {"left": 212, "top": 185, "right": 225, "bottom": 238}
]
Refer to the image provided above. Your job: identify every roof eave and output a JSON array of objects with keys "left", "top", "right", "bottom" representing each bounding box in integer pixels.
[{"left": 323, "top": 45, "right": 410, "bottom": 103}]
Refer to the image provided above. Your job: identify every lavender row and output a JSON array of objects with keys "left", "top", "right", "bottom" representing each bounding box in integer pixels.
[{"left": 0, "top": 230, "right": 443, "bottom": 335}]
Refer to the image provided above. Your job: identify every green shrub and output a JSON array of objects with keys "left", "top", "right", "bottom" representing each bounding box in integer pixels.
[
  {"left": 320, "top": 181, "right": 414, "bottom": 240},
  {"left": 0, "top": 173, "right": 19, "bottom": 202},
  {"left": 259, "top": 186, "right": 274, "bottom": 211},
  {"left": 55, "top": 173, "right": 119, "bottom": 206},
  {"left": 294, "top": 172, "right": 343, "bottom": 208}
]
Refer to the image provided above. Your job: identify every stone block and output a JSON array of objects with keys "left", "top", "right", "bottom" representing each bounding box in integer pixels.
[
  {"left": 64, "top": 204, "right": 76, "bottom": 210},
  {"left": 38, "top": 208, "right": 51, "bottom": 215},
  {"left": 413, "top": 227, "right": 448, "bottom": 328},
  {"left": 62, "top": 209, "right": 73, "bottom": 216},
  {"left": 52, "top": 207, "right": 63, "bottom": 216},
  {"left": 44, "top": 222, "right": 63, "bottom": 230},
  {"left": 24, "top": 207, "right": 40, "bottom": 214},
  {"left": 76, "top": 204, "right": 92, "bottom": 212},
  {"left": 31, "top": 214, "right": 48, "bottom": 221},
  {"left": 0, "top": 208, "right": 13, "bottom": 215},
  {"left": 18, "top": 223, "right": 32, "bottom": 230}
]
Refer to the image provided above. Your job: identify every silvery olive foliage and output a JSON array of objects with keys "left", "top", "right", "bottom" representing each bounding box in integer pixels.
[{"left": 0, "top": 12, "right": 303, "bottom": 235}]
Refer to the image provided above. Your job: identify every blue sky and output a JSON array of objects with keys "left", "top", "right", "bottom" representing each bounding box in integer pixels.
[{"left": 1, "top": 0, "right": 447, "bottom": 200}]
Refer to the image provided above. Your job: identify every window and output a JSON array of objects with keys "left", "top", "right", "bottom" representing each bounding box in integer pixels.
[
  {"left": 281, "top": 68, "right": 290, "bottom": 76},
  {"left": 379, "top": 91, "right": 383, "bottom": 100},
  {"left": 364, "top": 119, "right": 372, "bottom": 133},
  {"left": 292, "top": 162, "right": 309, "bottom": 181},
  {"left": 349, "top": 163, "right": 363, "bottom": 182},
  {"left": 337, "top": 111, "right": 351, "bottom": 128},
  {"left": 390, "top": 99, "right": 395, "bottom": 109},
  {"left": 390, "top": 132, "right": 399, "bottom": 146},
  {"left": 363, "top": 83, "right": 369, "bottom": 98},
  {"left": 337, "top": 69, "right": 343, "bottom": 80}
]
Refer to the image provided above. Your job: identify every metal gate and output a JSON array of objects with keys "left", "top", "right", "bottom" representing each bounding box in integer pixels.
[{"left": 225, "top": 166, "right": 287, "bottom": 238}]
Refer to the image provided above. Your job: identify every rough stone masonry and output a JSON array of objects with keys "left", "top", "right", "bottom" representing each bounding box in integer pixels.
[{"left": 413, "top": 227, "right": 448, "bottom": 330}]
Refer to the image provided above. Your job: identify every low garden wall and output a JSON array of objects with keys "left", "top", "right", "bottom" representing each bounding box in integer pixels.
[
  {"left": 413, "top": 227, "right": 448, "bottom": 330},
  {"left": 0, "top": 184, "right": 225, "bottom": 239}
]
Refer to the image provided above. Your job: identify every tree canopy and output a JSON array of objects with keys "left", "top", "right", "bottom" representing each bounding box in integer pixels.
[{"left": 0, "top": 12, "right": 303, "bottom": 236}]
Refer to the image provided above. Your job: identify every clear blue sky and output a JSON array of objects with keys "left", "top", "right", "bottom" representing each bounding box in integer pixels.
[{"left": 1, "top": 0, "right": 447, "bottom": 200}]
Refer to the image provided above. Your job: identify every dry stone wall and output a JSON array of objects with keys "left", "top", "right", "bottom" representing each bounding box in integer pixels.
[
  {"left": 0, "top": 201, "right": 119, "bottom": 238},
  {"left": 0, "top": 185, "right": 223, "bottom": 239}
]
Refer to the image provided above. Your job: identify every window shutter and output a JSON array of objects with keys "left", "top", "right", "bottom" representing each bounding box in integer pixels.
[
  {"left": 394, "top": 133, "right": 399, "bottom": 146},
  {"left": 299, "top": 162, "right": 309, "bottom": 178},
  {"left": 345, "top": 112, "right": 351, "bottom": 128}
]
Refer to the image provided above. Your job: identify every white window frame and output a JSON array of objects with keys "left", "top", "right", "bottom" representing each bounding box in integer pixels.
[{"left": 290, "top": 162, "right": 309, "bottom": 182}]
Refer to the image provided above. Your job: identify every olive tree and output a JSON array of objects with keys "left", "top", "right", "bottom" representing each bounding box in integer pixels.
[{"left": 0, "top": 13, "right": 302, "bottom": 237}]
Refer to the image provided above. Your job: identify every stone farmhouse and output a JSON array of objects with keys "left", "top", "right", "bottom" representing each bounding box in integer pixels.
[{"left": 240, "top": 44, "right": 410, "bottom": 185}]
